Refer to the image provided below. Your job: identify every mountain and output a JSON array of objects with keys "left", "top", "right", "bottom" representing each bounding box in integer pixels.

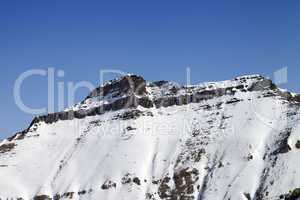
[{"left": 1, "top": 74, "right": 300, "bottom": 200}]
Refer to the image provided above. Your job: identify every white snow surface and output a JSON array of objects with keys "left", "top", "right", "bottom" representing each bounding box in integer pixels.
[{"left": 0, "top": 75, "right": 300, "bottom": 200}]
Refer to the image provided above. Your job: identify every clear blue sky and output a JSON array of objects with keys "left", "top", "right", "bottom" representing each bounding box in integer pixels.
[{"left": 1, "top": 0, "right": 300, "bottom": 139}]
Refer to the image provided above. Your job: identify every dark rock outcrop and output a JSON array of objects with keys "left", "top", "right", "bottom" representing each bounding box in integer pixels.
[
  {"left": 87, "top": 75, "right": 147, "bottom": 99},
  {"left": 101, "top": 180, "right": 117, "bottom": 190},
  {"left": 248, "top": 78, "right": 276, "bottom": 92},
  {"left": 158, "top": 168, "right": 199, "bottom": 200},
  {"left": 33, "top": 195, "right": 52, "bottom": 200},
  {"left": 0, "top": 143, "right": 16, "bottom": 153},
  {"left": 31, "top": 95, "right": 153, "bottom": 125}
]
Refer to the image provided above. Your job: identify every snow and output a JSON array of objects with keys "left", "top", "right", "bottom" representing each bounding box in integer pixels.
[{"left": 0, "top": 75, "right": 299, "bottom": 200}]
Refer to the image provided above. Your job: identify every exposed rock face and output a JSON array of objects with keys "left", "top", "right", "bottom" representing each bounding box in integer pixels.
[
  {"left": 157, "top": 168, "right": 199, "bottom": 200},
  {"left": 33, "top": 195, "right": 52, "bottom": 200},
  {"left": 0, "top": 143, "right": 16, "bottom": 153},
  {"left": 9, "top": 75, "right": 287, "bottom": 132},
  {"left": 2, "top": 74, "right": 300, "bottom": 200},
  {"left": 248, "top": 77, "right": 276, "bottom": 91},
  {"left": 16, "top": 74, "right": 297, "bottom": 131},
  {"left": 24, "top": 75, "right": 152, "bottom": 126},
  {"left": 87, "top": 75, "right": 147, "bottom": 99},
  {"left": 101, "top": 180, "right": 117, "bottom": 190}
]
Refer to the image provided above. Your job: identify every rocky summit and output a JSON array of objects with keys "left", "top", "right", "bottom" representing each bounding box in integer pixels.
[{"left": 1, "top": 74, "right": 300, "bottom": 200}]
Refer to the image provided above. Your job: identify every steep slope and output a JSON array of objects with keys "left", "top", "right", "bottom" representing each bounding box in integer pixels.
[{"left": 1, "top": 74, "right": 300, "bottom": 200}]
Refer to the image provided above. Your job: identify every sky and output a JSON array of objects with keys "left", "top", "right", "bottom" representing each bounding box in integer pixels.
[{"left": 0, "top": 0, "right": 300, "bottom": 139}]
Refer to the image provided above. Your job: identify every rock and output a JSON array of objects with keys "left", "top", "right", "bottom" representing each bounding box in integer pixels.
[
  {"left": 33, "top": 195, "right": 52, "bottom": 200},
  {"left": 138, "top": 97, "right": 153, "bottom": 108},
  {"left": 280, "top": 188, "right": 300, "bottom": 200},
  {"left": 121, "top": 173, "right": 132, "bottom": 184},
  {"left": 62, "top": 192, "right": 74, "bottom": 199},
  {"left": 78, "top": 190, "right": 87, "bottom": 195},
  {"left": 114, "top": 109, "right": 144, "bottom": 120},
  {"left": 149, "top": 80, "right": 169, "bottom": 87},
  {"left": 289, "top": 188, "right": 300, "bottom": 200},
  {"left": 133, "top": 177, "right": 141, "bottom": 185},
  {"left": 87, "top": 75, "right": 147, "bottom": 99},
  {"left": 243, "top": 193, "right": 251, "bottom": 200},
  {"left": 126, "top": 126, "right": 136, "bottom": 131},
  {"left": 0, "top": 143, "right": 16, "bottom": 154},
  {"left": 225, "top": 98, "right": 242, "bottom": 104},
  {"left": 248, "top": 78, "right": 276, "bottom": 92},
  {"left": 53, "top": 194, "right": 60, "bottom": 200},
  {"left": 272, "top": 129, "right": 292, "bottom": 155},
  {"left": 101, "top": 180, "right": 117, "bottom": 190},
  {"left": 158, "top": 168, "right": 199, "bottom": 199}
]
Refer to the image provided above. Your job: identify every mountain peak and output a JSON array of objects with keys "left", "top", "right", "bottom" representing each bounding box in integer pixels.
[{"left": 87, "top": 74, "right": 147, "bottom": 99}]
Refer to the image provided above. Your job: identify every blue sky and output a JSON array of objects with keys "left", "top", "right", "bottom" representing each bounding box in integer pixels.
[{"left": 0, "top": 0, "right": 300, "bottom": 139}]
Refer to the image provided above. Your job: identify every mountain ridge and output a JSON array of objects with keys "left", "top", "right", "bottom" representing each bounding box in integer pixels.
[{"left": 6, "top": 74, "right": 298, "bottom": 142}]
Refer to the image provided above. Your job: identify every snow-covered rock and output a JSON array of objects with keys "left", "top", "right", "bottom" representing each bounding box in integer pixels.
[{"left": 1, "top": 74, "right": 300, "bottom": 200}]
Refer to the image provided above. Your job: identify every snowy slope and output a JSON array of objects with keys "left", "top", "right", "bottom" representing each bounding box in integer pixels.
[{"left": 1, "top": 74, "right": 300, "bottom": 200}]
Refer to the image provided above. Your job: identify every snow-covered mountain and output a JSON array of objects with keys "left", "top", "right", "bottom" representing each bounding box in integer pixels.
[{"left": 1, "top": 74, "right": 300, "bottom": 200}]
